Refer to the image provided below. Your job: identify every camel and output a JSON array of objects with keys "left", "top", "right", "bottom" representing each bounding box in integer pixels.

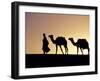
[
  {"left": 49, "top": 35, "right": 68, "bottom": 54},
  {"left": 68, "top": 38, "right": 89, "bottom": 55}
]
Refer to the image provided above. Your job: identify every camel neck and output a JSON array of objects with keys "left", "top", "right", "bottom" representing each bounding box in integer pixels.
[
  {"left": 70, "top": 39, "right": 77, "bottom": 46},
  {"left": 50, "top": 37, "right": 55, "bottom": 44}
]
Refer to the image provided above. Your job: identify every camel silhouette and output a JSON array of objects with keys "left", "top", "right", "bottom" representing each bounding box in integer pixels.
[
  {"left": 68, "top": 38, "right": 89, "bottom": 55},
  {"left": 49, "top": 35, "right": 68, "bottom": 54}
]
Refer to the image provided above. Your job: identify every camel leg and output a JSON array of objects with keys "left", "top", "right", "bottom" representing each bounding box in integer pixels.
[
  {"left": 56, "top": 45, "right": 58, "bottom": 54},
  {"left": 77, "top": 47, "right": 79, "bottom": 55},
  {"left": 88, "top": 48, "right": 90, "bottom": 55},
  {"left": 67, "top": 47, "right": 68, "bottom": 55},
  {"left": 64, "top": 46, "right": 68, "bottom": 55},
  {"left": 65, "top": 47, "right": 66, "bottom": 55},
  {"left": 43, "top": 50, "right": 45, "bottom": 54},
  {"left": 60, "top": 46, "right": 64, "bottom": 54},
  {"left": 66, "top": 47, "right": 68, "bottom": 55},
  {"left": 80, "top": 48, "right": 83, "bottom": 55}
]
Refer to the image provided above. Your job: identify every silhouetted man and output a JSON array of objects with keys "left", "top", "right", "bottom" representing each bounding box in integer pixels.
[{"left": 42, "top": 33, "right": 50, "bottom": 54}]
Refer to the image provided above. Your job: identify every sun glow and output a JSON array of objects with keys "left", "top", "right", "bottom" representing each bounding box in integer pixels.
[{"left": 25, "top": 13, "right": 89, "bottom": 55}]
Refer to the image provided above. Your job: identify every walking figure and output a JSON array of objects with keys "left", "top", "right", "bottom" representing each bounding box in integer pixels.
[{"left": 42, "top": 33, "right": 50, "bottom": 54}]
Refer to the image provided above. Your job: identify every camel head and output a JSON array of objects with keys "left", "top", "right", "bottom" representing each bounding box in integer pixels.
[
  {"left": 48, "top": 35, "right": 53, "bottom": 38},
  {"left": 68, "top": 38, "right": 73, "bottom": 41},
  {"left": 48, "top": 35, "right": 55, "bottom": 44},
  {"left": 68, "top": 38, "right": 77, "bottom": 46}
]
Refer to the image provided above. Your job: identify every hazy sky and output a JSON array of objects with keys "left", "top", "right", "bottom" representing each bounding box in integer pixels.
[{"left": 25, "top": 12, "right": 89, "bottom": 54}]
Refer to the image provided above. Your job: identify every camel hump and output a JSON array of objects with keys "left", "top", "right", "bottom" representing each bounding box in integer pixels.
[
  {"left": 57, "top": 36, "right": 66, "bottom": 39},
  {"left": 56, "top": 37, "right": 67, "bottom": 44},
  {"left": 78, "top": 39, "right": 88, "bottom": 42},
  {"left": 77, "top": 39, "right": 89, "bottom": 48},
  {"left": 56, "top": 37, "right": 66, "bottom": 41}
]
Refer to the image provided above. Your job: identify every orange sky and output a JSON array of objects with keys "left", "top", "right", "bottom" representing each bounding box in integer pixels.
[{"left": 25, "top": 12, "right": 89, "bottom": 54}]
